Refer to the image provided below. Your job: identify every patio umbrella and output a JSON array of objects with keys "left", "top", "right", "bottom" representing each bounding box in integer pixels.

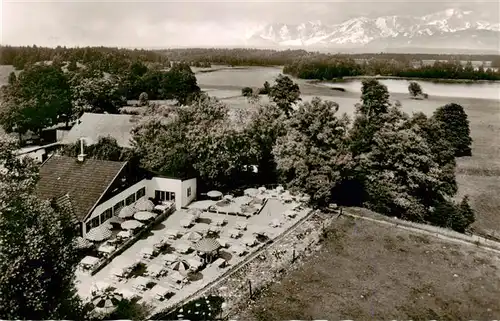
[
  {"left": 118, "top": 205, "right": 136, "bottom": 219},
  {"left": 86, "top": 226, "right": 112, "bottom": 242},
  {"left": 74, "top": 236, "right": 93, "bottom": 249},
  {"left": 258, "top": 186, "right": 266, "bottom": 193},
  {"left": 207, "top": 190, "right": 222, "bottom": 199},
  {"left": 170, "top": 259, "right": 190, "bottom": 274},
  {"left": 134, "top": 198, "right": 155, "bottom": 212},
  {"left": 276, "top": 185, "right": 285, "bottom": 193},
  {"left": 244, "top": 188, "right": 259, "bottom": 197},
  {"left": 134, "top": 211, "right": 156, "bottom": 221},
  {"left": 92, "top": 289, "right": 123, "bottom": 314},
  {"left": 223, "top": 194, "right": 234, "bottom": 201},
  {"left": 187, "top": 208, "right": 203, "bottom": 219},
  {"left": 194, "top": 238, "right": 221, "bottom": 253},
  {"left": 182, "top": 231, "right": 203, "bottom": 242},
  {"left": 121, "top": 219, "right": 144, "bottom": 230},
  {"left": 105, "top": 216, "right": 124, "bottom": 225}
]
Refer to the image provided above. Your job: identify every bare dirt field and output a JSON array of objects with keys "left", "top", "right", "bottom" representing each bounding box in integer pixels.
[{"left": 237, "top": 215, "right": 500, "bottom": 321}]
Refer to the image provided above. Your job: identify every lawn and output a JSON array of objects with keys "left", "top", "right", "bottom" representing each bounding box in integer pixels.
[{"left": 237, "top": 215, "right": 500, "bottom": 320}]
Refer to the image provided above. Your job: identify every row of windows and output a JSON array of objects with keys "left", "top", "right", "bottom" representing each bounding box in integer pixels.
[{"left": 85, "top": 187, "right": 147, "bottom": 233}]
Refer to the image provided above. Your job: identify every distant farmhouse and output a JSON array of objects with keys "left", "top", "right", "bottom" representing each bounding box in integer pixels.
[
  {"left": 62, "top": 112, "right": 141, "bottom": 148},
  {"left": 35, "top": 153, "right": 197, "bottom": 237}
]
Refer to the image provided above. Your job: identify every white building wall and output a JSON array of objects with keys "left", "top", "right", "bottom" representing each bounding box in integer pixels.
[
  {"left": 181, "top": 178, "right": 197, "bottom": 207},
  {"left": 83, "top": 176, "right": 197, "bottom": 235},
  {"left": 85, "top": 179, "right": 149, "bottom": 234},
  {"left": 147, "top": 177, "right": 183, "bottom": 210}
]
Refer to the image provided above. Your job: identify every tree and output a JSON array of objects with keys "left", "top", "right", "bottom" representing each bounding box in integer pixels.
[
  {"left": 408, "top": 81, "right": 423, "bottom": 97},
  {"left": 245, "top": 104, "right": 287, "bottom": 184},
  {"left": 273, "top": 97, "right": 352, "bottom": 207},
  {"left": 259, "top": 81, "right": 271, "bottom": 95},
  {"left": 163, "top": 63, "right": 200, "bottom": 105},
  {"left": 432, "top": 103, "right": 472, "bottom": 157},
  {"left": 0, "top": 136, "right": 84, "bottom": 320},
  {"left": 61, "top": 136, "right": 131, "bottom": 162},
  {"left": 268, "top": 74, "right": 301, "bottom": 117},
  {"left": 0, "top": 64, "right": 73, "bottom": 134},
  {"left": 69, "top": 72, "right": 126, "bottom": 116},
  {"left": 359, "top": 79, "right": 390, "bottom": 118},
  {"left": 67, "top": 59, "right": 78, "bottom": 72},
  {"left": 241, "top": 87, "right": 253, "bottom": 97},
  {"left": 7, "top": 71, "right": 17, "bottom": 85},
  {"left": 138, "top": 92, "right": 149, "bottom": 106}
]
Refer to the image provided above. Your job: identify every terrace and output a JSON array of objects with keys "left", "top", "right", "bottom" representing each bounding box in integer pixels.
[{"left": 75, "top": 187, "right": 312, "bottom": 313}]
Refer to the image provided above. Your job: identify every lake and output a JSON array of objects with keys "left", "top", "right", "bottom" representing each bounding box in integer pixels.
[{"left": 196, "top": 66, "right": 500, "bottom": 101}]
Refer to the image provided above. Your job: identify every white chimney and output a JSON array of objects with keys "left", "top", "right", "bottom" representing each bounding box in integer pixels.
[{"left": 77, "top": 137, "right": 86, "bottom": 162}]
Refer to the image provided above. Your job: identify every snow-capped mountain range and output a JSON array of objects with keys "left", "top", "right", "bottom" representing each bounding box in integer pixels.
[{"left": 245, "top": 9, "right": 500, "bottom": 51}]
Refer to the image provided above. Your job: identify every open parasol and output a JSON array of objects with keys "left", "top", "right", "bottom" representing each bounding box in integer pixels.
[
  {"left": 170, "top": 259, "right": 190, "bottom": 274},
  {"left": 118, "top": 205, "right": 136, "bottom": 218},
  {"left": 86, "top": 226, "right": 112, "bottom": 242},
  {"left": 244, "top": 188, "right": 259, "bottom": 197},
  {"left": 182, "top": 231, "right": 203, "bottom": 242},
  {"left": 207, "top": 190, "right": 223, "bottom": 199},
  {"left": 134, "top": 197, "right": 155, "bottom": 212},
  {"left": 187, "top": 208, "right": 203, "bottom": 219},
  {"left": 134, "top": 211, "right": 156, "bottom": 221},
  {"left": 194, "top": 238, "right": 221, "bottom": 253},
  {"left": 121, "top": 219, "right": 144, "bottom": 230},
  {"left": 74, "top": 236, "right": 93, "bottom": 249}
]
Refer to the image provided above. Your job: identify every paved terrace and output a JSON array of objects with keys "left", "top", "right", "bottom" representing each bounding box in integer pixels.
[{"left": 75, "top": 191, "right": 311, "bottom": 312}]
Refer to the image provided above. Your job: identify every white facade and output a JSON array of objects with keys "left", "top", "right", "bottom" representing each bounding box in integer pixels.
[{"left": 83, "top": 177, "right": 197, "bottom": 235}]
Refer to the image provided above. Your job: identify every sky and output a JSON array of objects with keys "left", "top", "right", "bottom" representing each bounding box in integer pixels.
[{"left": 1, "top": 0, "right": 499, "bottom": 47}]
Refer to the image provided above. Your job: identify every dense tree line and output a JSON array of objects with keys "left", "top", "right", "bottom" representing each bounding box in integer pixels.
[
  {"left": 0, "top": 59, "right": 200, "bottom": 142},
  {"left": 284, "top": 57, "right": 500, "bottom": 80},
  {"left": 131, "top": 75, "right": 475, "bottom": 233},
  {"left": 0, "top": 45, "right": 169, "bottom": 73}
]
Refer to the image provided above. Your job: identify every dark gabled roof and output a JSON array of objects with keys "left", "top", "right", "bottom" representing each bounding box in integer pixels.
[
  {"left": 36, "top": 155, "right": 127, "bottom": 221},
  {"left": 54, "top": 193, "right": 79, "bottom": 225}
]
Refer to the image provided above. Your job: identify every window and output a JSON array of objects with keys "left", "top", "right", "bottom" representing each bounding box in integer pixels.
[
  {"left": 155, "top": 190, "right": 166, "bottom": 201},
  {"left": 90, "top": 216, "right": 100, "bottom": 228},
  {"left": 85, "top": 221, "right": 92, "bottom": 233},
  {"left": 136, "top": 187, "right": 146, "bottom": 199},
  {"left": 187, "top": 187, "right": 192, "bottom": 198},
  {"left": 100, "top": 212, "right": 106, "bottom": 224},
  {"left": 113, "top": 200, "right": 125, "bottom": 214},
  {"left": 125, "top": 193, "right": 136, "bottom": 206},
  {"left": 155, "top": 190, "right": 176, "bottom": 202},
  {"left": 102, "top": 208, "right": 112, "bottom": 221}
]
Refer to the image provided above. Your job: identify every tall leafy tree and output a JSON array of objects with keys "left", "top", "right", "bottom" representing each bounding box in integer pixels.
[
  {"left": 273, "top": 97, "right": 352, "bottom": 206},
  {"left": 408, "top": 81, "right": 423, "bottom": 97},
  {"left": 69, "top": 72, "right": 126, "bottom": 117},
  {"left": 0, "top": 137, "right": 84, "bottom": 320},
  {"left": 163, "top": 63, "right": 200, "bottom": 105},
  {"left": 0, "top": 64, "right": 72, "bottom": 134},
  {"left": 432, "top": 103, "right": 473, "bottom": 157},
  {"left": 245, "top": 104, "right": 287, "bottom": 185},
  {"left": 268, "top": 74, "right": 301, "bottom": 117}
]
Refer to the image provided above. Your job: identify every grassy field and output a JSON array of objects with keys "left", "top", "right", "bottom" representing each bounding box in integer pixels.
[{"left": 237, "top": 215, "right": 500, "bottom": 320}]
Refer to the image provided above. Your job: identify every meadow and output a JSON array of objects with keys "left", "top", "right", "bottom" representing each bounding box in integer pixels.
[
  {"left": 196, "top": 66, "right": 500, "bottom": 237},
  {"left": 237, "top": 214, "right": 500, "bottom": 320}
]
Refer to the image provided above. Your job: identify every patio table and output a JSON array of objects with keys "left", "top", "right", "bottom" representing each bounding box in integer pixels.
[
  {"left": 242, "top": 237, "right": 257, "bottom": 247},
  {"left": 81, "top": 256, "right": 99, "bottom": 268},
  {"left": 117, "top": 230, "right": 132, "bottom": 239},
  {"left": 228, "top": 228, "right": 241, "bottom": 238},
  {"left": 234, "top": 221, "right": 248, "bottom": 230},
  {"left": 210, "top": 217, "right": 227, "bottom": 226},
  {"left": 97, "top": 244, "right": 116, "bottom": 254},
  {"left": 180, "top": 218, "right": 194, "bottom": 228},
  {"left": 165, "top": 229, "right": 179, "bottom": 239},
  {"left": 154, "top": 204, "right": 169, "bottom": 213},
  {"left": 161, "top": 253, "right": 178, "bottom": 264},
  {"left": 216, "top": 237, "right": 230, "bottom": 248},
  {"left": 151, "top": 285, "right": 170, "bottom": 300}
]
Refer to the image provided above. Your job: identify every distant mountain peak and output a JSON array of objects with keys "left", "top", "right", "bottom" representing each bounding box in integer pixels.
[{"left": 245, "top": 8, "right": 500, "bottom": 51}]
